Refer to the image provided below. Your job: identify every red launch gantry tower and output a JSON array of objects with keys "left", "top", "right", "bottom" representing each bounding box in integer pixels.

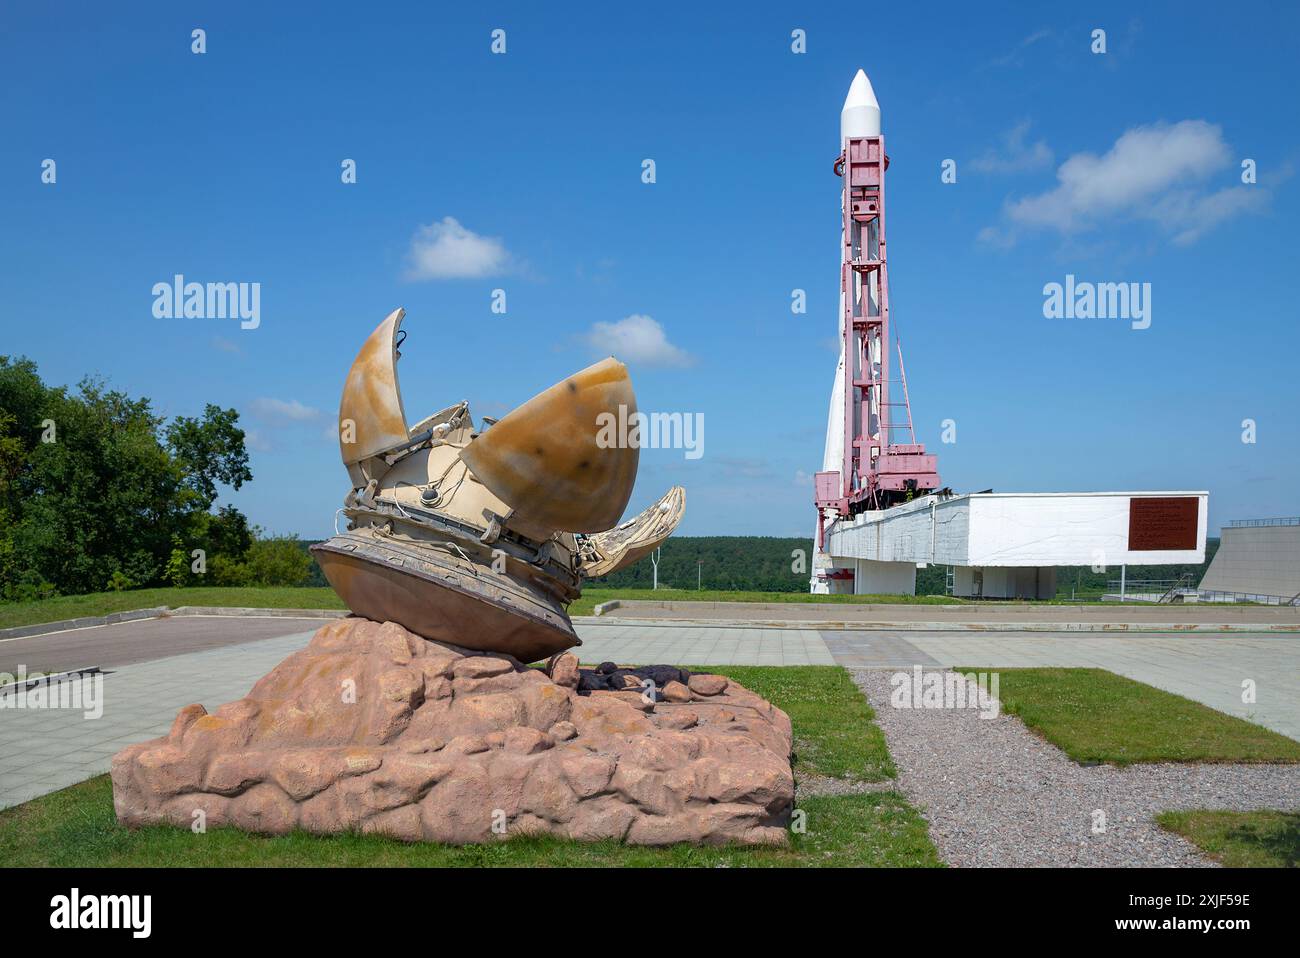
[{"left": 815, "top": 128, "right": 940, "bottom": 545}]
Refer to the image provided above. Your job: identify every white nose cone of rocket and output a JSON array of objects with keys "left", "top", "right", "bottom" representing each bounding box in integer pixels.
[{"left": 840, "top": 68, "right": 881, "bottom": 141}]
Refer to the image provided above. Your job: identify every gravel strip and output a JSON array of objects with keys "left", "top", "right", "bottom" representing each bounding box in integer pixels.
[{"left": 851, "top": 668, "right": 1300, "bottom": 867}]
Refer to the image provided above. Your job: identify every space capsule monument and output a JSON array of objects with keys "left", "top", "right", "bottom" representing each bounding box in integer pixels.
[
  {"left": 311, "top": 307, "right": 686, "bottom": 662},
  {"left": 114, "top": 312, "right": 795, "bottom": 847}
]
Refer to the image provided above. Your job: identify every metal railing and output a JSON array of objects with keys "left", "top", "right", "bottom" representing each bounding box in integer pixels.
[
  {"left": 1195, "top": 589, "right": 1300, "bottom": 606},
  {"left": 1104, "top": 581, "right": 1300, "bottom": 606},
  {"left": 1106, "top": 578, "right": 1187, "bottom": 592},
  {"left": 1227, "top": 517, "right": 1300, "bottom": 528},
  {"left": 1105, "top": 577, "right": 1196, "bottom": 603}
]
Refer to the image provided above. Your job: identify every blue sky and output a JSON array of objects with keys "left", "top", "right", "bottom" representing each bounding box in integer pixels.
[{"left": 3, "top": 1, "right": 1297, "bottom": 540}]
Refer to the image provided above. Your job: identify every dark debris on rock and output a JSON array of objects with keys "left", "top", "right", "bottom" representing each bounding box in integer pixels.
[{"left": 577, "top": 663, "right": 692, "bottom": 693}]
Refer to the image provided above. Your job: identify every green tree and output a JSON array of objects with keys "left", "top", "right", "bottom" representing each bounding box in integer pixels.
[
  {"left": 0, "top": 409, "right": 28, "bottom": 594},
  {"left": 0, "top": 356, "right": 254, "bottom": 598},
  {"left": 245, "top": 535, "right": 312, "bottom": 586},
  {"left": 165, "top": 405, "right": 252, "bottom": 509}
]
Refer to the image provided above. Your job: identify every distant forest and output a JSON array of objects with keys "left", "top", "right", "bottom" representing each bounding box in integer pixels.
[
  {"left": 302, "top": 536, "right": 1220, "bottom": 599},
  {"left": 588, "top": 537, "right": 814, "bottom": 592},
  {"left": 584, "top": 536, "right": 1221, "bottom": 598}
]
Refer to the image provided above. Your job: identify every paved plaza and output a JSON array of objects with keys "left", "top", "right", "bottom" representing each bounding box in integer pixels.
[
  {"left": 575, "top": 621, "right": 835, "bottom": 666},
  {"left": 602, "top": 599, "right": 1300, "bottom": 627},
  {"left": 0, "top": 628, "right": 316, "bottom": 811},
  {"left": 0, "top": 614, "right": 337, "bottom": 674},
  {"left": 1, "top": 613, "right": 1296, "bottom": 811}
]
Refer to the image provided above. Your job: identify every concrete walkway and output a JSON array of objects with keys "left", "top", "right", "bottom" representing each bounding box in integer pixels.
[
  {"left": 0, "top": 630, "right": 318, "bottom": 811},
  {"left": 601, "top": 599, "right": 1300, "bottom": 628},
  {"left": 574, "top": 621, "right": 835, "bottom": 666},
  {"left": 891, "top": 630, "right": 1298, "bottom": 741},
  {"left": 0, "top": 614, "right": 337, "bottom": 674}
]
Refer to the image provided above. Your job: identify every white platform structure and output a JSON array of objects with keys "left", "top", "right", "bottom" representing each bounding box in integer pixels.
[{"left": 812, "top": 491, "right": 1209, "bottom": 599}]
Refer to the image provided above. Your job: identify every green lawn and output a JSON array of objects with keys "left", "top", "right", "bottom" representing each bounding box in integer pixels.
[
  {"left": 0, "top": 664, "right": 934, "bottom": 867},
  {"left": 960, "top": 667, "right": 1300, "bottom": 765},
  {"left": 0, "top": 777, "right": 939, "bottom": 868},
  {"left": 1157, "top": 811, "right": 1299, "bottom": 868},
  {"left": 704, "top": 666, "right": 894, "bottom": 781},
  {"left": 0, "top": 585, "right": 971, "bottom": 632},
  {"left": 0, "top": 586, "right": 346, "bottom": 630},
  {"left": 571, "top": 587, "right": 967, "bottom": 615},
  {"left": 10, "top": 583, "right": 1173, "bottom": 633}
]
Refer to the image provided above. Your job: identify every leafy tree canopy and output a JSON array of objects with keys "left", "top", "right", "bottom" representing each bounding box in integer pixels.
[{"left": 0, "top": 356, "right": 257, "bottom": 598}]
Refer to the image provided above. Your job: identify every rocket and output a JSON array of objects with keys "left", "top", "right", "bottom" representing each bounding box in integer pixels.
[
  {"left": 820, "top": 70, "right": 882, "bottom": 489},
  {"left": 812, "top": 71, "right": 882, "bottom": 590},
  {"left": 840, "top": 68, "right": 881, "bottom": 139},
  {"left": 810, "top": 69, "right": 939, "bottom": 592}
]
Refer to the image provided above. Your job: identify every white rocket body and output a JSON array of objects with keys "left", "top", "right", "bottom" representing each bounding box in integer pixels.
[{"left": 840, "top": 69, "right": 881, "bottom": 139}]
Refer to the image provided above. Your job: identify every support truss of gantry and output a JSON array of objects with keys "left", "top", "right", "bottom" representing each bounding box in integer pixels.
[{"left": 815, "top": 134, "right": 940, "bottom": 547}]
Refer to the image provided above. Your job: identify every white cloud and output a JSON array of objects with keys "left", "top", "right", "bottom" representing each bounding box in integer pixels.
[
  {"left": 986, "top": 29, "right": 1053, "bottom": 69},
  {"left": 1009, "top": 121, "right": 1228, "bottom": 229},
  {"left": 404, "top": 216, "right": 511, "bottom": 280},
  {"left": 981, "top": 120, "right": 1270, "bottom": 247},
  {"left": 975, "top": 224, "right": 1016, "bottom": 249},
  {"left": 250, "top": 397, "right": 322, "bottom": 423},
  {"left": 970, "top": 120, "right": 1053, "bottom": 174},
  {"left": 244, "top": 428, "right": 273, "bottom": 453},
  {"left": 583, "top": 314, "right": 694, "bottom": 367},
  {"left": 1144, "top": 185, "right": 1269, "bottom": 246}
]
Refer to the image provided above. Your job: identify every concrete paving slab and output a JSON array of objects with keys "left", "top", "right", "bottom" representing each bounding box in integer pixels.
[
  {"left": 0, "top": 630, "right": 317, "bottom": 811},
  {"left": 573, "top": 621, "right": 837, "bottom": 666},
  {"left": 820, "top": 631, "right": 942, "bottom": 668},
  {"left": 0, "top": 614, "right": 336, "bottom": 674},
  {"left": 598, "top": 600, "right": 1300, "bottom": 627}
]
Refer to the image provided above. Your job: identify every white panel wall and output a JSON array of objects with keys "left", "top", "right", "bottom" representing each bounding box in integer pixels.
[
  {"left": 824, "top": 494, "right": 969, "bottom": 566},
  {"left": 952, "top": 565, "right": 976, "bottom": 596},
  {"left": 952, "top": 566, "right": 1056, "bottom": 599},
  {"left": 853, "top": 559, "right": 917, "bottom": 595},
  {"left": 822, "top": 491, "right": 1207, "bottom": 570},
  {"left": 967, "top": 493, "right": 1206, "bottom": 566}
]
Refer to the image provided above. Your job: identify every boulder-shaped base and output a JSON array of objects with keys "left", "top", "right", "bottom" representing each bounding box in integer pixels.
[{"left": 111, "top": 618, "right": 794, "bottom": 846}]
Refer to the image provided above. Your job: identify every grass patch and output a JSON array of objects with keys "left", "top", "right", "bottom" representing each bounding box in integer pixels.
[
  {"left": 1157, "top": 810, "right": 1299, "bottom": 867},
  {"left": 0, "top": 776, "right": 940, "bottom": 868},
  {"left": 959, "top": 667, "right": 1300, "bottom": 765},
  {"left": 6, "top": 584, "right": 1132, "bottom": 632},
  {"left": 0, "top": 587, "right": 346, "bottom": 630},
  {"left": 4, "top": 585, "right": 965, "bottom": 632},
  {"left": 702, "top": 666, "right": 894, "bottom": 782},
  {"left": 569, "top": 587, "right": 967, "bottom": 615}
]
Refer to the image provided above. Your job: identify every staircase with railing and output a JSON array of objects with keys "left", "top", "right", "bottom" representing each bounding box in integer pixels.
[{"left": 1157, "top": 573, "right": 1197, "bottom": 604}]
